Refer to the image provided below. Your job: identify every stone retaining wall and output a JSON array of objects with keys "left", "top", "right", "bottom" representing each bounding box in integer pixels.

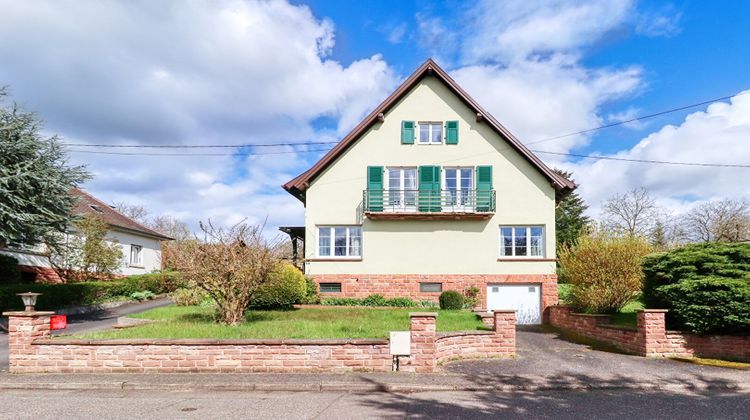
[
  {"left": 4, "top": 310, "right": 516, "bottom": 374},
  {"left": 549, "top": 306, "right": 750, "bottom": 362}
]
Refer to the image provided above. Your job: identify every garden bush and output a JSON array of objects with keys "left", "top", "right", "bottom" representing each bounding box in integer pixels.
[
  {"left": 250, "top": 263, "right": 306, "bottom": 309},
  {"left": 463, "top": 286, "right": 480, "bottom": 309},
  {"left": 172, "top": 287, "right": 209, "bottom": 306},
  {"left": 321, "top": 295, "right": 418, "bottom": 308},
  {"left": 0, "top": 254, "right": 21, "bottom": 284},
  {"left": 321, "top": 297, "right": 362, "bottom": 306},
  {"left": 558, "top": 231, "right": 652, "bottom": 313},
  {"left": 362, "top": 294, "right": 387, "bottom": 307},
  {"left": 439, "top": 290, "right": 464, "bottom": 310},
  {"left": 642, "top": 242, "right": 750, "bottom": 335},
  {"left": 129, "top": 290, "right": 155, "bottom": 302},
  {"left": 298, "top": 277, "right": 320, "bottom": 304},
  {"left": 117, "top": 271, "right": 184, "bottom": 296}
]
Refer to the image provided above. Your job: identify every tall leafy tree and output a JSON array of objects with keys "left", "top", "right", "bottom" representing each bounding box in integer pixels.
[
  {"left": 554, "top": 169, "right": 590, "bottom": 250},
  {"left": 0, "top": 88, "right": 89, "bottom": 246}
]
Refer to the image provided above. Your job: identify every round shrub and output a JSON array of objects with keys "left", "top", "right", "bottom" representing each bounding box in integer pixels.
[
  {"left": 0, "top": 254, "right": 21, "bottom": 284},
  {"left": 250, "top": 263, "right": 306, "bottom": 309},
  {"left": 172, "top": 287, "right": 208, "bottom": 306},
  {"left": 642, "top": 242, "right": 750, "bottom": 335},
  {"left": 439, "top": 290, "right": 464, "bottom": 310}
]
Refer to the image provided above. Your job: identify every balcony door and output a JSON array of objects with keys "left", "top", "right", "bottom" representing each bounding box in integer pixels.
[
  {"left": 444, "top": 167, "right": 474, "bottom": 211},
  {"left": 386, "top": 167, "right": 417, "bottom": 211}
]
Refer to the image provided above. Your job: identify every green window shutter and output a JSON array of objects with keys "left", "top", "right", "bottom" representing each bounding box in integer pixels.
[
  {"left": 418, "top": 166, "right": 441, "bottom": 212},
  {"left": 445, "top": 120, "right": 459, "bottom": 144},
  {"left": 401, "top": 121, "right": 415, "bottom": 144},
  {"left": 476, "top": 166, "right": 493, "bottom": 212},
  {"left": 367, "top": 166, "right": 383, "bottom": 211}
]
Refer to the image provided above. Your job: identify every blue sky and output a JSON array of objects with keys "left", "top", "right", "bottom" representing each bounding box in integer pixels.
[{"left": 0, "top": 0, "right": 748, "bottom": 230}]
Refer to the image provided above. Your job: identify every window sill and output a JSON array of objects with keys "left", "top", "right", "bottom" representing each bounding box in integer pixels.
[
  {"left": 128, "top": 264, "right": 145, "bottom": 268},
  {"left": 496, "top": 258, "right": 556, "bottom": 262},
  {"left": 307, "top": 258, "right": 363, "bottom": 262}
]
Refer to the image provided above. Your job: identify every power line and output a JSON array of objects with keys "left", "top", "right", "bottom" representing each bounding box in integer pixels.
[
  {"left": 524, "top": 91, "right": 750, "bottom": 146},
  {"left": 63, "top": 141, "right": 339, "bottom": 148},
  {"left": 67, "top": 147, "right": 335, "bottom": 157},
  {"left": 530, "top": 150, "right": 750, "bottom": 168}
]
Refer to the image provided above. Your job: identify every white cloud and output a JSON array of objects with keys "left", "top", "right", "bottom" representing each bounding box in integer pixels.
[
  {"left": 635, "top": 7, "right": 682, "bottom": 38},
  {"left": 565, "top": 91, "right": 750, "bottom": 216},
  {"left": 0, "top": 0, "right": 398, "bottom": 234}
]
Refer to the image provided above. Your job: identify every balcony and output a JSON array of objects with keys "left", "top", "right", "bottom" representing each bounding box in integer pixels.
[{"left": 363, "top": 189, "right": 496, "bottom": 220}]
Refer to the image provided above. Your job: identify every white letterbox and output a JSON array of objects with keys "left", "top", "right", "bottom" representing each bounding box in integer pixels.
[{"left": 389, "top": 331, "right": 411, "bottom": 356}]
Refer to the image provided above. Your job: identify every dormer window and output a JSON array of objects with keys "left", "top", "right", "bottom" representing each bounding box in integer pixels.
[
  {"left": 418, "top": 122, "right": 443, "bottom": 144},
  {"left": 89, "top": 204, "right": 103, "bottom": 213}
]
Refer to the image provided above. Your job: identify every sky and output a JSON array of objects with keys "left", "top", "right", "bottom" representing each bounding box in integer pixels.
[{"left": 1, "top": 0, "right": 749, "bottom": 233}]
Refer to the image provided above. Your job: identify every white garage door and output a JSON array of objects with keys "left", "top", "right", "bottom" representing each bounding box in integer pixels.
[{"left": 486, "top": 284, "right": 541, "bottom": 325}]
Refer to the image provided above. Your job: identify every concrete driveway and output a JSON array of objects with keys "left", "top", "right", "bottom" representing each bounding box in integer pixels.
[{"left": 444, "top": 326, "right": 749, "bottom": 389}]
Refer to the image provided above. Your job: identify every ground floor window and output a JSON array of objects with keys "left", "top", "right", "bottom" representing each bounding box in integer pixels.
[
  {"left": 317, "top": 226, "right": 362, "bottom": 258},
  {"left": 499, "top": 226, "right": 544, "bottom": 257},
  {"left": 419, "top": 282, "right": 443, "bottom": 293},
  {"left": 129, "top": 244, "right": 143, "bottom": 266},
  {"left": 319, "top": 283, "right": 342, "bottom": 293}
]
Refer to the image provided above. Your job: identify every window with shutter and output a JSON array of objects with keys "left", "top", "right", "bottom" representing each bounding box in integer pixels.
[
  {"left": 401, "top": 121, "right": 415, "bottom": 144},
  {"left": 445, "top": 120, "right": 458, "bottom": 144},
  {"left": 367, "top": 166, "right": 384, "bottom": 211},
  {"left": 476, "top": 166, "right": 493, "bottom": 212}
]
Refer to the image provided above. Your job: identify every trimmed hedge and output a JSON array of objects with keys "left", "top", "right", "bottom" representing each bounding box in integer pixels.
[
  {"left": 439, "top": 291, "right": 464, "bottom": 310},
  {"left": 321, "top": 294, "right": 418, "bottom": 308},
  {"left": 0, "top": 271, "right": 183, "bottom": 311},
  {"left": 0, "top": 254, "right": 21, "bottom": 284},
  {"left": 642, "top": 243, "right": 750, "bottom": 335}
]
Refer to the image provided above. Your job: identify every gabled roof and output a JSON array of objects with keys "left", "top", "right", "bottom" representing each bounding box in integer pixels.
[
  {"left": 283, "top": 58, "right": 576, "bottom": 202},
  {"left": 70, "top": 188, "right": 173, "bottom": 241}
]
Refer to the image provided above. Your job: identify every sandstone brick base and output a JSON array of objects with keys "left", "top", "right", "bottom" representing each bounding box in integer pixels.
[
  {"left": 311, "top": 273, "right": 557, "bottom": 315},
  {"left": 550, "top": 306, "right": 750, "bottom": 362}
]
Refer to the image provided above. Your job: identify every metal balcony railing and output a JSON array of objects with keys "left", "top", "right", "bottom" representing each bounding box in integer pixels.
[{"left": 363, "top": 189, "right": 496, "bottom": 213}]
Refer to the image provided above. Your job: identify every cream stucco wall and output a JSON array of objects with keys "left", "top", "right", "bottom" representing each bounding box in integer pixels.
[{"left": 304, "top": 76, "right": 556, "bottom": 275}]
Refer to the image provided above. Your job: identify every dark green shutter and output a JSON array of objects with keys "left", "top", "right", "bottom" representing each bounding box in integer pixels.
[
  {"left": 401, "top": 121, "right": 415, "bottom": 144},
  {"left": 445, "top": 121, "right": 459, "bottom": 144},
  {"left": 418, "top": 166, "right": 441, "bottom": 212},
  {"left": 367, "top": 166, "right": 383, "bottom": 211},
  {"left": 476, "top": 166, "right": 493, "bottom": 212}
]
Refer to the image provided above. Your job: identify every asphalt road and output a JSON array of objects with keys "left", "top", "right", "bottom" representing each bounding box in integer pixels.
[
  {"left": 0, "top": 298, "right": 172, "bottom": 371},
  {"left": 0, "top": 388, "right": 747, "bottom": 419}
]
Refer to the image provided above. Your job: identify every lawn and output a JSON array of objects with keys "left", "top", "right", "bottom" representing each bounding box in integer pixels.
[
  {"left": 75, "top": 305, "right": 486, "bottom": 339},
  {"left": 557, "top": 283, "right": 643, "bottom": 328}
]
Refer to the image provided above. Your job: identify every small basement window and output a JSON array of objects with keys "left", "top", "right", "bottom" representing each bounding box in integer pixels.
[
  {"left": 419, "top": 282, "right": 443, "bottom": 293},
  {"left": 319, "top": 283, "right": 342, "bottom": 293}
]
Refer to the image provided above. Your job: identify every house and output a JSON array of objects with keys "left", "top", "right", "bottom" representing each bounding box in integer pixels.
[
  {"left": 0, "top": 188, "right": 172, "bottom": 282},
  {"left": 282, "top": 59, "right": 575, "bottom": 324}
]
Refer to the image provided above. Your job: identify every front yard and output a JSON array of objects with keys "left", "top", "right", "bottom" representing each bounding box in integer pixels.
[{"left": 76, "top": 305, "right": 486, "bottom": 339}]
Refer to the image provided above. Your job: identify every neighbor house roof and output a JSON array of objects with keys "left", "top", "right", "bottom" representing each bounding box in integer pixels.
[
  {"left": 70, "top": 188, "right": 173, "bottom": 241},
  {"left": 283, "top": 58, "right": 576, "bottom": 202}
]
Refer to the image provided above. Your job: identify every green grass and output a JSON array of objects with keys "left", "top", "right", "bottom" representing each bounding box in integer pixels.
[
  {"left": 75, "top": 305, "right": 486, "bottom": 339},
  {"left": 609, "top": 299, "right": 645, "bottom": 327}
]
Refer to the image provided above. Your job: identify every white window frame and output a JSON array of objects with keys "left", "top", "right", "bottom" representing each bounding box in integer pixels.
[
  {"left": 498, "top": 226, "right": 545, "bottom": 258},
  {"left": 417, "top": 121, "right": 443, "bottom": 144},
  {"left": 317, "top": 226, "right": 362, "bottom": 259},
  {"left": 443, "top": 166, "right": 474, "bottom": 210},
  {"left": 385, "top": 166, "right": 417, "bottom": 211},
  {"left": 129, "top": 244, "right": 143, "bottom": 266}
]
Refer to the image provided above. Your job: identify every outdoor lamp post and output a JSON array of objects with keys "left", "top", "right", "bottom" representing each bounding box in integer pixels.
[{"left": 17, "top": 292, "right": 42, "bottom": 312}]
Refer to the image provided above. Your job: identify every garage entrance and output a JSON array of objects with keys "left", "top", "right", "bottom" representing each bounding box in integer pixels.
[{"left": 486, "top": 284, "right": 542, "bottom": 325}]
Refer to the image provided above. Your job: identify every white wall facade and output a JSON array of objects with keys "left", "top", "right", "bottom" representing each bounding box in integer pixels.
[
  {"left": 107, "top": 229, "right": 163, "bottom": 276},
  {"left": 304, "top": 76, "right": 557, "bottom": 276}
]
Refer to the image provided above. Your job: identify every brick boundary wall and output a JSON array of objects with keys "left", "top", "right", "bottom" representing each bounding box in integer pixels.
[
  {"left": 312, "top": 273, "right": 557, "bottom": 318},
  {"left": 4, "top": 310, "right": 516, "bottom": 374},
  {"left": 549, "top": 306, "right": 750, "bottom": 362}
]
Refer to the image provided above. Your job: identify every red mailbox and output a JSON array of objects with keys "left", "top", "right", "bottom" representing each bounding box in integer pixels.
[{"left": 50, "top": 315, "right": 67, "bottom": 330}]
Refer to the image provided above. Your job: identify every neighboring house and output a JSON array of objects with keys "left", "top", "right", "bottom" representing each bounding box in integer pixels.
[
  {"left": 282, "top": 59, "right": 575, "bottom": 324},
  {"left": 0, "top": 188, "right": 172, "bottom": 282}
]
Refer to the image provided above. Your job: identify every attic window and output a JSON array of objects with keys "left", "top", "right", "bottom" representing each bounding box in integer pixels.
[{"left": 89, "top": 204, "right": 104, "bottom": 213}]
